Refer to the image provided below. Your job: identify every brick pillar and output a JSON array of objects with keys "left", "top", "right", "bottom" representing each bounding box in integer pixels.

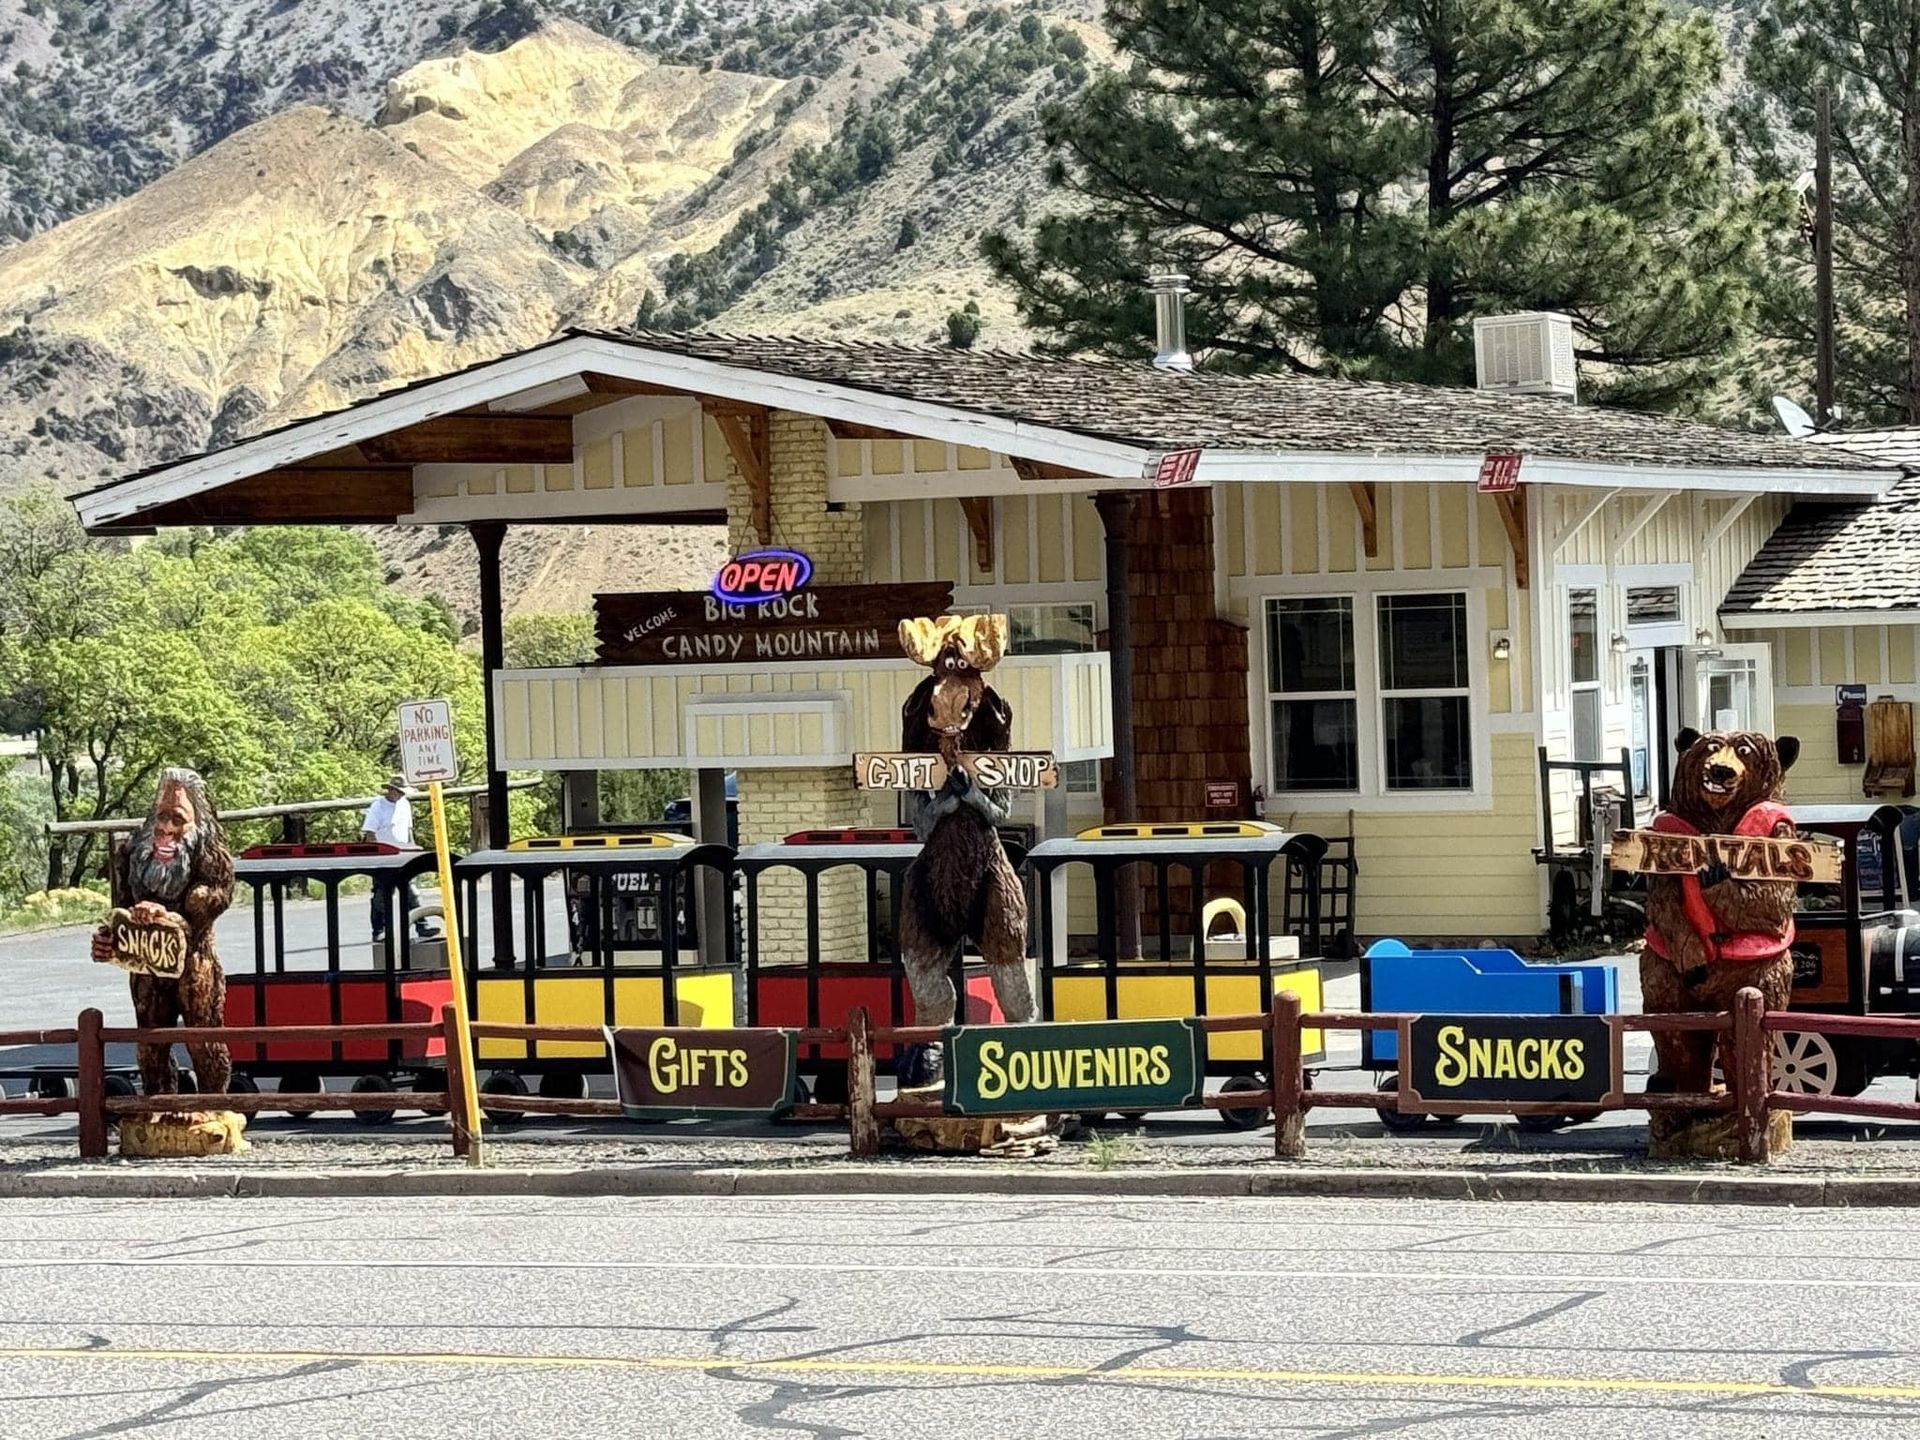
[
  {"left": 1101, "top": 488, "right": 1254, "bottom": 945},
  {"left": 726, "top": 413, "right": 868, "bottom": 966}
]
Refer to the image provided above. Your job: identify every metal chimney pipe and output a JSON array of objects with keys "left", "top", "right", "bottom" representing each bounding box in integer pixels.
[{"left": 1148, "top": 273, "right": 1192, "bottom": 371}]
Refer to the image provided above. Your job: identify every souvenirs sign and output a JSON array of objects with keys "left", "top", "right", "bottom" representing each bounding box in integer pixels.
[
  {"left": 1607, "top": 828, "right": 1842, "bottom": 885},
  {"left": 944, "top": 1018, "right": 1203, "bottom": 1117},
  {"left": 97, "top": 907, "right": 189, "bottom": 979},
  {"left": 1399, "top": 1014, "right": 1621, "bottom": 1115},
  {"left": 607, "top": 1026, "right": 798, "bottom": 1119},
  {"left": 595, "top": 582, "right": 953, "bottom": 665},
  {"left": 855, "top": 752, "right": 1059, "bottom": 790}
]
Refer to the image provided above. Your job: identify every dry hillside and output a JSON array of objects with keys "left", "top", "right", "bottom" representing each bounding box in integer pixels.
[{"left": 0, "top": 2, "right": 1103, "bottom": 623}]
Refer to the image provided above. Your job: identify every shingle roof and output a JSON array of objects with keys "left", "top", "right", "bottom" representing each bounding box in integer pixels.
[
  {"left": 1724, "top": 429, "right": 1920, "bottom": 617},
  {"left": 597, "top": 328, "right": 1885, "bottom": 473}
]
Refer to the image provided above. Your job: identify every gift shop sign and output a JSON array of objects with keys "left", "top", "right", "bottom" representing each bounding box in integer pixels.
[
  {"left": 855, "top": 752, "right": 1060, "bottom": 790},
  {"left": 1399, "top": 1014, "right": 1621, "bottom": 1115},
  {"left": 607, "top": 1026, "right": 798, "bottom": 1119},
  {"left": 943, "top": 1018, "right": 1202, "bottom": 1116},
  {"left": 595, "top": 582, "right": 953, "bottom": 664}
]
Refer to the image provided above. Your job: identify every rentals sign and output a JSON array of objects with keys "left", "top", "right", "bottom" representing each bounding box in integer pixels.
[
  {"left": 1607, "top": 829, "right": 1842, "bottom": 884},
  {"left": 1399, "top": 1014, "right": 1621, "bottom": 1114},
  {"left": 943, "top": 1018, "right": 1202, "bottom": 1116},
  {"left": 607, "top": 1026, "right": 799, "bottom": 1119}
]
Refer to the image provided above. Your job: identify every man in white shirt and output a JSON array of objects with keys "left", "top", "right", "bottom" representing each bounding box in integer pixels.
[{"left": 361, "top": 775, "right": 430, "bottom": 941}]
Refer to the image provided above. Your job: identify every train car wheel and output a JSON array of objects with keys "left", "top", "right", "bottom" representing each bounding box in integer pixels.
[
  {"left": 810, "top": 1067, "right": 850, "bottom": 1107},
  {"left": 1771, "top": 1031, "right": 1846, "bottom": 1096},
  {"left": 1515, "top": 1113, "right": 1573, "bottom": 1134},
  {"left": 226, "top": 1073, "right": 259, "bottom": 1095},
  {"left": 481, "top": 1070, "right": 529, "bottom": 1126},
  {"left": 277, "top": 1072, "right": 322, "bottom": 1117},
  {"left": 412, "top": 1074, "right": 447, "bottom": 1117},
  {"left": 350, "top": 1073, "right": 398, "bottom": 1127},
  {"left": 27, "top": 1075, "right": 75, "bottom": 1100},
  {"left": 537, "top": 1073, "right": 586, "bottom": 1101},
  {"left": 101, "top": 1073, "right": 135, "bottom": 1127},
  {"left": 1217, "top": 1074, "right": 1270, "bottom": 1130},
  {"left": 1374, "top": 1077, "right": 1428, "bottom": 1134}
]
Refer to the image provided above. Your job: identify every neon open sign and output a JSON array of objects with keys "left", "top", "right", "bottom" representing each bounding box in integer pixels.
[{"left": 713, "top": 548, "right": 813, "bottom": 605}]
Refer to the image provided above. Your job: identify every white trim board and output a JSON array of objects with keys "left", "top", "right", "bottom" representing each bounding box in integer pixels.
[{"left": 76, "top": 333, "right": 1893, "bottom": 530}]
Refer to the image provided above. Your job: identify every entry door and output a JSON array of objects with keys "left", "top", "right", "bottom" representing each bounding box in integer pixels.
[
  {"left": 1626, "top": 651, "right": 1658, "bottom": 819},
  {"left": 1678, "top": 643, "right": 1775, "bottom": 737}
]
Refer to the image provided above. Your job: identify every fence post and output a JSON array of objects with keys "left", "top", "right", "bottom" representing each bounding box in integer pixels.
[
  {"left": 847, "top": 1007, "right": 879, "bottom": 1159},
  {"left": 1271, "top": 992, "right": 1306, "bottom": 1160},
  {"left": 1732, "top": 987, "right": 1770, "bottom": 1165},
  {"left": 76, "top": 1008, "right": 107, "bottom": 1160},
  {"left": 441, "top": 1003, "right": 471, "bottom": 1160}
]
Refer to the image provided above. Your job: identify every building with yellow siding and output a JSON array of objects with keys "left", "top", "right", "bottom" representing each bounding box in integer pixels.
[{"left": 69, "top": 319, "right": 1895, "bottom": 948}]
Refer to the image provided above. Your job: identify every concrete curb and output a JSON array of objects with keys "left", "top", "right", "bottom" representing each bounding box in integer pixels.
[{"left": 0, "top": 1164, "right": 1915, "bottom": 1205}]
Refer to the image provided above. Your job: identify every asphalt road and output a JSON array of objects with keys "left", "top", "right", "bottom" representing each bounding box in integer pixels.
[{"left": 0, "top": 1192, "right": 1915, "bottom": 1438}]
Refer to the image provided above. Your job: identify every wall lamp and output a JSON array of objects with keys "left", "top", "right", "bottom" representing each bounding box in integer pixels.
[
  {"left": 1491, "top": 630, "right": 1513, "bottom": 661},
  {"left": 1610, "top": 633, "right": 1631, "bottom": 655}
]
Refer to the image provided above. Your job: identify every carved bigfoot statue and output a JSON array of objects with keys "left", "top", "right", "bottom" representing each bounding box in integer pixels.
[
  {"left": 90, "top": 768, "right": 235, "bottom": 1095},
  {"left": 897, "top": 616, "right": 1035, "bottom": 1080}
]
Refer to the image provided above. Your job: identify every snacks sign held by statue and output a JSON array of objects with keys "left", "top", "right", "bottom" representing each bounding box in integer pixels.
[{"left": 90, "top": 768, "right": 235, "bottom": 1097}]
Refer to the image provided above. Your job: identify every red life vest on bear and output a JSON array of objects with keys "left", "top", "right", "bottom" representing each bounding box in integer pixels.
[{"left": 1641, "top": 801, "right": 1797, "bottom": 966}]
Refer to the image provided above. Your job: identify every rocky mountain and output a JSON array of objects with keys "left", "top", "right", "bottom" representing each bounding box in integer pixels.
[{"left": 0, "top": 0, "right": 1103, "bottom": 621}]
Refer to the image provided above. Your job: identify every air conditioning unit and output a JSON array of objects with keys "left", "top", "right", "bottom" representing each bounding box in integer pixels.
[{"left": 1473, "top": 312, "right": 1578, "bottom": 400}]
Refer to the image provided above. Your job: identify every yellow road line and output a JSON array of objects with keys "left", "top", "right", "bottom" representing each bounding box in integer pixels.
[{"left": 0, "top": 1346, "right": 1914, "bottom": 1401}]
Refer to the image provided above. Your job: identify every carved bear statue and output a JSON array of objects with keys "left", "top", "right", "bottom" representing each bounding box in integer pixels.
[{"left": 1641, "top": 727, "right": 1801, "bottom": 1141}]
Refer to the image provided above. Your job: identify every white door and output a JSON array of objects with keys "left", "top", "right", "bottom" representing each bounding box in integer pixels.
[{"left": 1678, "top": 643, "right": 1774, "bottom": 736}]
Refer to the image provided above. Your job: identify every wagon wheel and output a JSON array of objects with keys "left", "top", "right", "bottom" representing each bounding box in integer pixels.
[
  {"left": 1216, "top": 1073, "right": 1270, "bottom": 1130},
  {"left": 350, "top": 1072, "right": 398, "bottom": 1127},
  {"left": 1374, "top": 1076, "right": 1428, "bottom": 1134},
  {"left": 1770, "top": 1031, "right": 1869, "bottom": 1098}
]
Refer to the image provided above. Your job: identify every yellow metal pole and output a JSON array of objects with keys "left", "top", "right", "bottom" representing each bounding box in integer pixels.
[{"left": 428, "top": 779, "right": 484, "bottom": 1165}]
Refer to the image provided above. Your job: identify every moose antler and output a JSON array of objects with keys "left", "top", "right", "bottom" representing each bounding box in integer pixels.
[{"left": 897, "top": 614, "right": 1008, "bottom": 672}]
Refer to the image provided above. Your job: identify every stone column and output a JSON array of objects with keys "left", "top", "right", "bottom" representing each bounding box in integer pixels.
[{"left": 724, "top": 412, "right": 868, "bottom": 966}]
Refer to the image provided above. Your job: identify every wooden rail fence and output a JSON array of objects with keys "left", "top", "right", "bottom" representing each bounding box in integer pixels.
[{"left": 1, "top": 991, "right": 1916, "bottom": 1163}]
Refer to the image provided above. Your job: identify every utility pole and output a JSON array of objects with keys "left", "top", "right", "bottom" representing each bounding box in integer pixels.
[{"left": 1815, "top": 84, "right": 1837, "bottom": 427}]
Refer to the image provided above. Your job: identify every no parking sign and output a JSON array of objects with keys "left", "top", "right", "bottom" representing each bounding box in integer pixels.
[{"left": 397, "top": 698, "right": 458, "bottom": 785}]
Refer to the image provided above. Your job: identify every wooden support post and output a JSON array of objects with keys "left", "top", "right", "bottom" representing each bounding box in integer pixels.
[
  {"left": 1493, "top": 488, "right": 1529, "bottom": 588},
  {"left": 1732, "top": 987, "right": 1771, "bottom": 1165},
  {"left": 958, "top": 496, "right": 995, "bottom": 572},
  {"left": 442, "top": 1002, "right": 473, "bottom": 1160},
  {"left": 1348, "top": 482, "right": 1378, "bottom": 559},
  {"left": 847, "top": 1007, "right": 880, "bottom": 1159},
  {"left": 77, "top": 1007, "right": 106, "bottom": 1160},
  {"left": 714, "top": 409, "right": 772, "bottom": 544},
  {"left": 1271, "top": 992, "right": 1306, "bottom": 1160}
]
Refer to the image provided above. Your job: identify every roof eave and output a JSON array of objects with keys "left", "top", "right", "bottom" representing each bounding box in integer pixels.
[{"left": 1720, "top": 606, "right": 1918, "bottom": 628}]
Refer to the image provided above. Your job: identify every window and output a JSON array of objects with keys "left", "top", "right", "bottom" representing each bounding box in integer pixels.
[
  {"left": 1628, "top": 657, "right": 1652, "bottom": 800},
  {"left": 1266, "top": 597, "right": 1358, "bottom": 790},
  {"left": 1626, "top": 585, "right": 1681, "bottom": 626},
  {"left": 1377, "top": 593, "right": 1472, "bottom": 790},
  {"left": 1569, "top": 588, "right": 1602, "bottom": 761},
  {"left": 1005, "top": 603, "right": 1098, "bottom": 792}
]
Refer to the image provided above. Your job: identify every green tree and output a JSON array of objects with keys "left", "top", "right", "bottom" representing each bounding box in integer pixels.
[
  {"left": 1736, "top": 0, "right": 1920, "bottom": 422},
  {"left": 986, "top": 0, "right": 1770, "bottom": 404}
]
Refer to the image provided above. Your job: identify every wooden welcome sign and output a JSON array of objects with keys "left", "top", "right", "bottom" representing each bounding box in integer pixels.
[
  {"left": 1607, "top": 829, "right": 1843, "bottom": 885},
  {"left": 98, "top": 908, "right": 189, "bottom": 979},
  {"left": 856, "top": 752, "right": 1060, "bottom": 790},
  {"left": 594, "top": 582, "right": 953, "bottom": 665}
]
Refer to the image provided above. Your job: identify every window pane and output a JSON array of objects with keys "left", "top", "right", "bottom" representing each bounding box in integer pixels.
[
  {"left": 1629, "top": 663, "right": 1652, "bottom": 798},
  {"left": 1383, "top": 696, "right": 1472, "bottom": 789},
  {"left": 1273, "top": 698, "right": 1358, "bottom": 790},
  {"left": 1626, "top": 586, "right": 1680, "bottom": 625},
  {"left": 1569, "top": 589, "right": 1599, "bottom": 684},
  {"left": 1572, "top": 687, "right": 1602, "bottom": 762},
  {"left": 1378, "top": 593, "right": 1468, "bottom": 691},
  {"left": 1009, "top": 603, "right": 1095, "bottom": 655},
  {"left": 1267, "top": 598, "right": 1353, "bottom": 693},
  {"left": 1064, "top": 759, "right": 1098, "bottom": 793}
]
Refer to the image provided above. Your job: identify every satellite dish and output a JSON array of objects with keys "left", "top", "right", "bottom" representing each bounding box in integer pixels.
[{"left": 1772, "top": 395, "right": 1817, "bottom": 438}]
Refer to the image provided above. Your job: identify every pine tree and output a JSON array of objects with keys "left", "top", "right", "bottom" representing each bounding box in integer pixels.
[
  {"left": 1736, "top": 0, "right": 1920, "bottom": 423},
  {"left": 985, "top": 0, "right": 1769, "bottom": 406}
]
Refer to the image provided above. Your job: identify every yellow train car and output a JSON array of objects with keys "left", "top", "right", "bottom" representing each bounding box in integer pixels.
[
  {"left": 453, "top": 835, "right": 738, "bottom": 1111},
  {"left": 1027, "top": 824, "right": 1330, "bottom": 1127}
]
